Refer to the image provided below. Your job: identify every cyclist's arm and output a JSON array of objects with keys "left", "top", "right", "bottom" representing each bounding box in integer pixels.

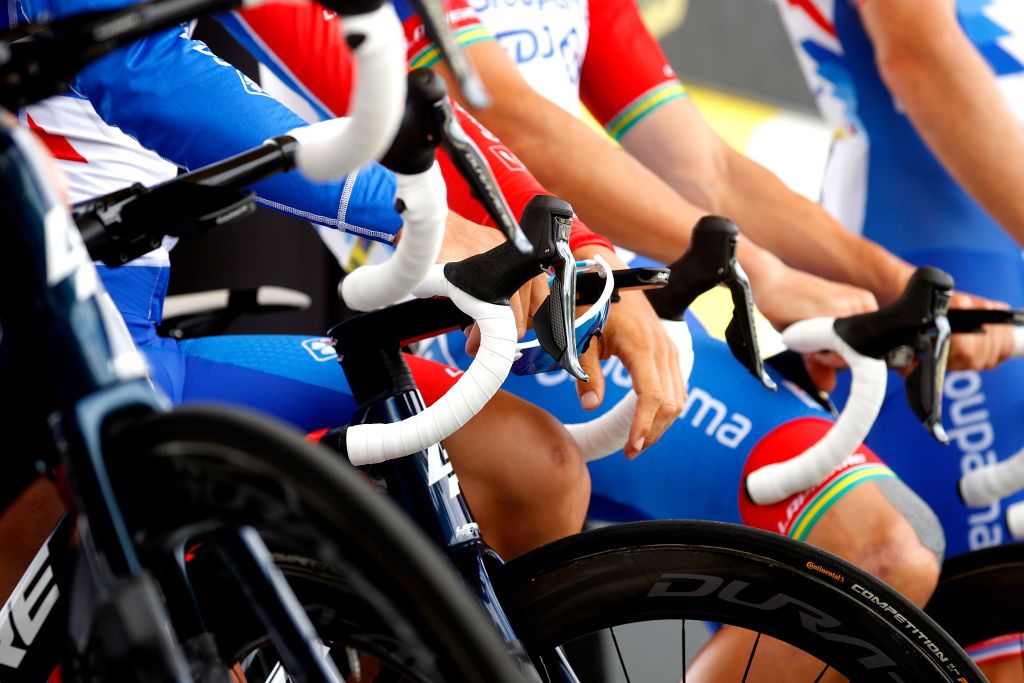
[
  {"left": 577, "top": 0, "right": 912, "bottom": 305},
  {"left": 69, "top": 24, "right": 400, "bottom": 240},
  {"left": 858, "top": 0, "right": 1024, "bottom": 247}
]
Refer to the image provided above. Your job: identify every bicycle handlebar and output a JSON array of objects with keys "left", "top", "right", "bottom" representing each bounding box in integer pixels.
[
  {"left": 284, "top": 4, "right": 406, "bottom": 182},
  {"left": 334, "top": 195, "right": 581, "bottom": 465},
  {"left": 746, "top": 267, "right": 954, "bottom": 505}
]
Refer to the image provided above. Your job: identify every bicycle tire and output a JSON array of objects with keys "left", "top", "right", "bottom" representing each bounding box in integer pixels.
[
  {"left": 926, "top": 542, "right": 1024, "bottom": 648},
  {"left": 494, "top": 520, "right": 983, "bottom": 682},
  {"left": 104, "top": 405, "right": 526, "bottom": 683}
]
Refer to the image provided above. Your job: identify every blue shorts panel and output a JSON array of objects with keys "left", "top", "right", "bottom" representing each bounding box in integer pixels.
[{"left": 141, "top": 333, "right": 357, "bottom": 432}]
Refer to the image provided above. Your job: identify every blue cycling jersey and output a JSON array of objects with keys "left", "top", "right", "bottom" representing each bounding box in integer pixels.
[
  {"left": 775, "top": 0, "right": 1024, "bottom": 258},
  {"left": 776, "top": 0, "right": 1024, "bottom": 556},
  {"left": 8, "top": 0, "right": 402, "bottom": 344}
]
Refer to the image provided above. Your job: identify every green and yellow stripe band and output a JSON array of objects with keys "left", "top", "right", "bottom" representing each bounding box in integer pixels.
[
  {"left": 789, "top": 464, "right": 896, "bottom": 542},
  {"left": 605, "top": 81, "right": 688, "bottom": 140},
  {"left": 409, "top": 26, "right": 494, "bottom": 70}
]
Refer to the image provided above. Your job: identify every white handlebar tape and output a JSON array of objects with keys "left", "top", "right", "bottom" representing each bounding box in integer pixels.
[
  {"left": 565, "top": 319, "right": 694, "bottom": 462},
  {"left": 284, "top": 5, "right": 406, "bottom": 181},
  {"left": 1007, "top": 501, "right": 1024, "bottom": 540},
  {"left": 960, "top": 446, "right": 1024, "bottom": 508},
  {"left": 1014, "top": 327, "right": 1024, "bottom": 358},
  {"left": 745, "top": 318, "right": 888, "bottom": 505},
  {"left": 340, "top": 163, "right": 447, "bottom": 312},
  {"left": 345, "top": 266, "right": 517, "bottom": 465}
]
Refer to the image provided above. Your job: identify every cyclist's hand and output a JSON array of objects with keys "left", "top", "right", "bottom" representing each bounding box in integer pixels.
[
  {"left": 755, "top": 263, "right": 879, "bottom": 330},
  {"left": 804, "top": 352, "right": 847, "bottom": 393},
  {"left": 947, "top": 291, "right": 1016, "bottom": 371},
  {"left": 575, "top": 248, "right": 686, "bottom": 459}
]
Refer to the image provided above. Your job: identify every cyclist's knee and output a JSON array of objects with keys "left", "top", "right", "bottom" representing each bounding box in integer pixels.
[{"left": 808, "top": 480, "right": 942, "bottom": 606}]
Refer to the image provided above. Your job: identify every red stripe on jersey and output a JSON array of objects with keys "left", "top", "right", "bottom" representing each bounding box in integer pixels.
[
  {"left": 26, "top": 113, "right": 87, "bottom": 163},
  {"left": 787, "top": 0, "right": 837, "bottom": 37}
]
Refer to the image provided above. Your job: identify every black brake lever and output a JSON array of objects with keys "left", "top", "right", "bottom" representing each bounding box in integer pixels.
[
  {"left": 380, "top": 69, "right": 530, "bottom": 253},
  {"left": 443, "top": 195, "right": 585, "bottom": 380},
  {"left": 646, "top": 215, "right": 776, "bottom": 390},
  {"left": 402, "top": 0, "right": 490, "bottom": 109},
  {"left": 948, "top": 308, "right": 1024, "bottom": 332},
  {"left": 834, "top": 266, "right": 955, "bottom": 444}
]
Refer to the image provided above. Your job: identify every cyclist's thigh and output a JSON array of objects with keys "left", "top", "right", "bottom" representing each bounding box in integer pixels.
[
  {"left": 177, "top": 334, "right": 358, "bottom": 431},
  {"left": 835, "top": 249, "right": 1024, "bottom": 556}
]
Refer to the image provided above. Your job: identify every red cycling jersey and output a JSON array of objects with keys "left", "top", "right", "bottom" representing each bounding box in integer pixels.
[
  {"left": 225, "top": 2, "right": 612, "bottom": 252},
  {"left": 391, "top": 0, "right": 688, "bottom": 141}
]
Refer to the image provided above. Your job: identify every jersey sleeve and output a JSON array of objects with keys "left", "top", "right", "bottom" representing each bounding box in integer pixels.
[
  {"left": 580, "top": 0, "right": 689, "bottom": 141},
  {"left": 442, "top": 102, "right": 613, "bottom": 253},
  {"left": 391, "top": 0, "right": 495, "bottom": 70},
  {"left": 38, "top": 0, "right": 401, "bottom": 241},
  {"left": 216, "top": 4, "right": 354, "bottom": 119}
]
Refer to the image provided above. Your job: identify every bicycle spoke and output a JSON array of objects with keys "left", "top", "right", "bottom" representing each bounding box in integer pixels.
[
  {"left": 681, "top": 620, "right": 686, "bottom": 683},
  {"left": 812, "top": 663, "right": 830, "bottom": 682},
  {"left": 740, "top": 632, "right": 762, "bottom": 683},
  {"left": 608, "top": 627, "right": 632, "bottom": 683}
]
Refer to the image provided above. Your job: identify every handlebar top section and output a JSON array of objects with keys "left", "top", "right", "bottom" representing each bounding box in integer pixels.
[{"left": 645, "top": 215, "right": 738, "bottom": 321}]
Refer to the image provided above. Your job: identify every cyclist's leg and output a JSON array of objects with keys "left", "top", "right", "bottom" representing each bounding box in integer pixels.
[{"left": 174, "top": 335, "right": 588, "bottom": 559}]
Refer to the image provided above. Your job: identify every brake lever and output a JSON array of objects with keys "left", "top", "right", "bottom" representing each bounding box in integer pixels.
[
  {"left": 403, "top": 0, "right": 490, "bottom": 109},
  {"left": 723, "top": 263, "right": 777, "bottom": 391},
  {"left": 435, "top": 95, "right": 531, "bottom": 253},
  {"left": 904, "top": 314, "right": 952, "bottom": 444},
  {"left": 834, "top": 266, "right": 955, "bottom": 443},
  {"left": 380, "top": 69, "right": 530, "bottom": 253},
  {"left": 947, "top": 308, "right": 1024, "bottom": 333}
]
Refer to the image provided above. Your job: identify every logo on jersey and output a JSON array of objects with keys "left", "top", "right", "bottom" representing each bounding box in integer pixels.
[
  {"left": 301, "top": 338, "right": 337, "bottom": 362},
  {"left": 488, "top": 144, "right": 525, "bottom": 172},
  {"left": 237, "top": 72, "right": 271, "bottom": 98}
]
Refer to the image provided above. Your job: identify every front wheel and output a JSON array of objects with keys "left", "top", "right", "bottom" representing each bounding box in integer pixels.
[{"left": 495, "top": 520, "right": 982, "bottom": 682}]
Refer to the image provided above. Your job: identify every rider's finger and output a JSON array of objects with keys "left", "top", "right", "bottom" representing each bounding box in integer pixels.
[
  {"left": 576, "top": 343, "right": 605, "bottom": 411},
  {"left": 464, "top": 323, "right": 481, "bottom": 357},
  {"left": 621, "top": 344, "right": 663, "bottom": 459}
]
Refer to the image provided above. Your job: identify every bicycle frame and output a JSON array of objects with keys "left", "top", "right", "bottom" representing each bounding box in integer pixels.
[
  {"left": 328, "top": 299, "right": 577, "bottom": 683},
  {"left": 0, "top": 118, "right": 339, "bottom": 683}
]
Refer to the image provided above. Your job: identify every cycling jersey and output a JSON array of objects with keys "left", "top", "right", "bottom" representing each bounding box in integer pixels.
[
  {"left": 219, "top": 2, "right": 613, "bottom": 253},
  {"left": 775, "top": 0, "right": 1024, "bottom": 558},
  {"left": 9, "top": 0, "right": 402, "bottom": 362},
  {"left": 774, "top": 0, "right": 1024, "bottom": 257},
  {"left": 394, "top": 0, "right": 689, "bottom": 140}
]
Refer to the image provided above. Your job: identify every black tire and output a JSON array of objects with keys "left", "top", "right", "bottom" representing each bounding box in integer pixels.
[
  {"left": 495, "top": 520, "right": 983, "bottom": 682},
  {"left": 926, "top": 542, "right": 1024, "bottom": 648},
  {"left": 104, "top": 405, "right": 526, "bottom": 683}
]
